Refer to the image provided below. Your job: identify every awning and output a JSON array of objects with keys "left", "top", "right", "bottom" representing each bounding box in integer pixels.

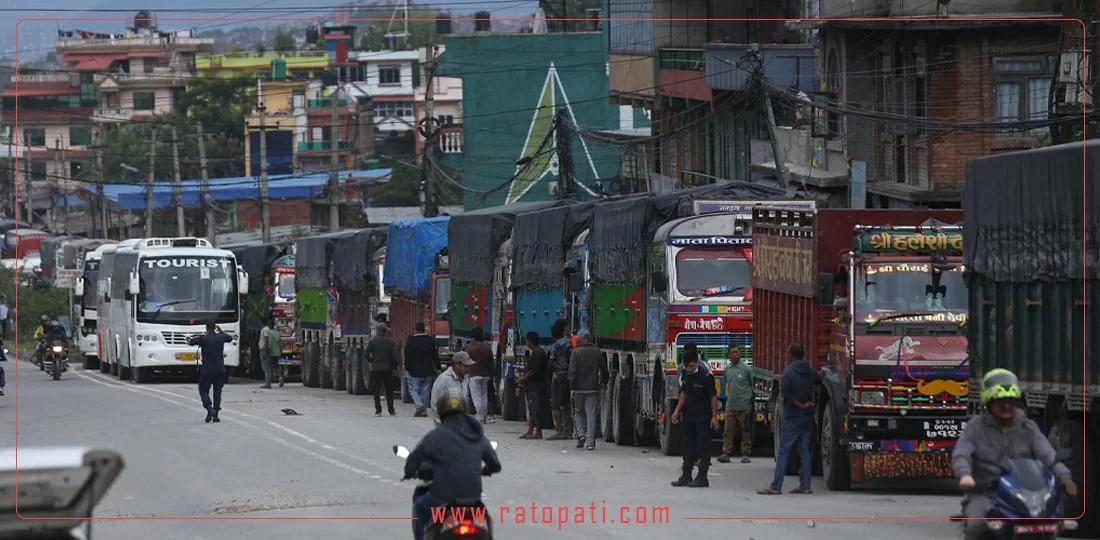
[
  {"left": 73, "top": 55, "right": 126, "bottom": 71},
  {"left": 0, "top": 87, "right": 80, "bottom": 98}
]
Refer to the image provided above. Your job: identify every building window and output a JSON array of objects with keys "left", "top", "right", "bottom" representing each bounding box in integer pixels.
[
  {"left": 133, "top": 91, "right": 155, "bottom": 111},
  {"left": 69, "top": 127, "right": 92, "bottom": 146},
  {"left": 993, "top": 56, "right": 1053, "bottom": 135},
  {"left": 378, "top": 65, "right": 401, "bottom": 85},
  {"left": 30, "top": 161, "right": 47, "bottom": 181},
  {"left": 375, "top": 101, "right": 414, "bottom": 119},
  {"left": 437, "top": 115, "right": 454, "bottom": 126},
  {"left": 23, "top": 128, "right": 45, "bottom": 147}
]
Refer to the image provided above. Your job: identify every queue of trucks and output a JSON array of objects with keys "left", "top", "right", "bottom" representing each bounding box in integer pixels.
[{"left": 65, "top": 141, "right": 1097, "bottom": 532}]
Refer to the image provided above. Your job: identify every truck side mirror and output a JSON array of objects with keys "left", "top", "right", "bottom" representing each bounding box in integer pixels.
[
  {"left": 817, "top": 272, "right": 834, "bottom": 307},
  {"left": 75, "top": 278, "right": 84, "bottom": 297},
  {"left": 128, "top": 273, "right": 140, "bottom": 297},
  {"left": 239, "top": 270, "right": 249, "bottom": 295},
  {"left": 651, "top": 271, "right": 667, "bottom": 293},
  {"left": 567, "top": 273, "right": 584, "bottom": 294}
]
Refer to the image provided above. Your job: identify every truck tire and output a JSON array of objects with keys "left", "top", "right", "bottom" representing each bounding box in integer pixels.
[
  {"left": 659, "top": 399, "right": 683, "bottom": 456},
  {"left": 613, "top": 375, "right": 634, "bottom": 446},
  {"left": 100, "top": 356, "right": 110, "bottom": 373},
  {"left": 600, "top": 381, "right": 615, "bottom": 442},
  {"left": 1088, "top": 421, "right": 1100, "bottom": 537},
  {"left": 502, "top": 378, "right": 520, "bottom": 421},
  {"left": 319, "top": 344, "right": 334, "bottom": 390},
  {"left": 345, "top": 348, "right": 355, "bottom": 395},
  {"left": 333, "top": 349, "right": 347, "bottom": 392},
  {"left": 773, "top": 403, "right": 798, "bottom": 476},
  {"left": 249, "top": 344, "right": 263, "bottom": 380},
  {"left": 1048, "top": 419, "right": 1093, "bottom": 536},
  {"left": 351, "top": 348, "right": 368, "bottom": 395},
  {"left": 302, "top": 342, "right": 321, "bottom": 388},
  {"left": 83, "top": 354, "right": 98, "bottom": 370},
  {"left": 820, "top": 406, "right": 851, "bottom": 490}
]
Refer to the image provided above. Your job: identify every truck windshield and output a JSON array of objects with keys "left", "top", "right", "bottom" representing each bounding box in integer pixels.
[
  {"left": 81, "top": 260, "right": 99, "bottom": 310},
  {"left": 434, "top": 277, "right": 451, "bottom": 320},
  {"left": 276, "top": 274, "right": 295, "bottom": 300},
  {"left": 137, "top": 256, "right": 240, "bottom": 324},
  {"left": 857, "top": 262, "right": 966, "bottom": 313},
  {"left": 675, "top": 249, "right": 750, "bottom": 297}
]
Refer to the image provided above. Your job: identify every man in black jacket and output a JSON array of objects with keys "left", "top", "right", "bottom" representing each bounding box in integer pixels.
[
  {"left": 188, "top": 323, "right": 234, "bottom": 423},
  {"left": 758, "top": 342, "right": 819, "bottom": 495},
  {"left": 518, "top": 331, "right": 549, "bottom": 439},
  {"left": 366, "top": 323, "right": 400, "bottom": 417},
  {"left": 404, "top": 321, "right": 438, "bottom": 417},
  {"left": 406, "top": 389, "right": 502, "bottom": 540},
  {"left": 568, "top": 330, "right": 607, "bottom": 450}
]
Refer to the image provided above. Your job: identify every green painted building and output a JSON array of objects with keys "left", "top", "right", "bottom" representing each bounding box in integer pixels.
[{"left": 437, "top": 32, "right": 650, "bottom": 209}]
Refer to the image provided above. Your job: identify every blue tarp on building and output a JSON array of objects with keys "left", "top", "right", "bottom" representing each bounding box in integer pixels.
[
  {"left": 75, "top": 169, "right": 391, "bottom": 211},
  {"left": 383, "top": 216, "right": 449, "bottom": 297}
]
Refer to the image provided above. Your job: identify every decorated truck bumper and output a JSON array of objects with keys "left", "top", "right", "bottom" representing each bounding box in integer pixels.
[{"left": 843, "top": 415, "right": 964, "bottom": 483}]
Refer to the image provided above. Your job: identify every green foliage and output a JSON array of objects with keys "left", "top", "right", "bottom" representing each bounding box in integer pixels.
[
  {"left": 367, "top": 162, "right": 461, "bottom": 207},
  {"left": 274, "top": 31, "right": 296, "bottom": 53},
  {"left": 181, "top": 75, "right": 255, "bottom": 144},
  {"left": 97, "top": 119, "right": 245, "bottom": 182},
  {"left": 0, "top": 268, "right": 70, "bottom": 337}
]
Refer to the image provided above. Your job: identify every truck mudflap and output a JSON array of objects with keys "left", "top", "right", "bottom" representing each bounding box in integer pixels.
[{"left": 845, "top": 439, "right": 956, "bottom": 484}]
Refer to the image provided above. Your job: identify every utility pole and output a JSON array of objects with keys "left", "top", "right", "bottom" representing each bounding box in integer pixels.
[
  {"left": 171, "top": 127, "right": 184, "bottom": 237},
  {"left": 258, "top": 104, "right": 272, "bottom": 243},
  {"left": 553, "top": 108, "right": 574, "bottom": 199},
  {"left": 145, "top": 127, "right": 157, "bottom": 237},
  {"left": 196, "top": 122, "right": 215, "bottom": 245},
  {"left": 328, "top": 84, "right": 342, "bottom": 232},
  {"left": 59, "top": 142, "right": 69, "bottom": 234},
  {"left": 419, "top": 47, "right": 440, "bottom": 218},
  {"left": 744, "top": 44, "right": 792, "bottom": 188},
  {"left": 22, "top": 138, "right": 32, "bottom": 227},
  {"left": 50, "top": 139, "right": 60, "bottom": 232},
  {"left": 94, "top": 146, "right": 106, "bottom": 239}
]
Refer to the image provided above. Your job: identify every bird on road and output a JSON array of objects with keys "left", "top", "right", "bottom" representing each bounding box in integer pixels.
[{"left": 281, "top": 408, "right": 301, "bottom": 416}]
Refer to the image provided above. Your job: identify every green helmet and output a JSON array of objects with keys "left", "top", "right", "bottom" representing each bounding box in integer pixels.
[
  {"left": 436, "top": 388, "right": 467, "bottom": 421},
  {"left": 980, "top": 368, "right": 1023, "bottom": 406}
]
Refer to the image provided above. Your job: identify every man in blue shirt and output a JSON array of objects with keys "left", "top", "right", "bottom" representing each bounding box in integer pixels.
[
  {"left": 758, "top": 342, "right": 818, "bottom": 494},
  {"left": 671, "top": 350, "right": 718, "bottom": 488},
  {"left": 188, "top": 323, "right": 234, "bottom": 423}
]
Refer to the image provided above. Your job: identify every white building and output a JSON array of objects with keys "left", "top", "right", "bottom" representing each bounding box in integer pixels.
[
  {"left": 338, "top": 50, "right": 419, "bottom": 135},
  {"left": 414, "top": 45, "right": 463, "bottom": 156}
]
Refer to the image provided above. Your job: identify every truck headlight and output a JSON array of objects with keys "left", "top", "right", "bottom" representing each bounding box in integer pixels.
[{"left": 859, "top": 391, "right": 885, "bottom": 405}]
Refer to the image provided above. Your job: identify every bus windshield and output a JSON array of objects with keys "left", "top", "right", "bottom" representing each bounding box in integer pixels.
[
  {"left": 675, "top": 248, "right": 750, "bottom": 298},
  {"left": 81, "top": 259, "right": 100, "bottom": 310},
  {"left": 137, "top": 256, "right": 239, "bottom": 324}
]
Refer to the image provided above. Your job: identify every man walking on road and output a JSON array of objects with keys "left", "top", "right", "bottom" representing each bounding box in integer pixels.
[
  {"left": 464, "top": 327, "right": 494, "bottom": 424},
  {"left": 718, "top": 344, "right": 754, "bottom": 463},
  {"left": 568, "top": 330, "right": 606, "bottom": 450},
  {"left": 758, "top": 342, "right": 818, "bottom": 495},
  {"left": 518, "top": 331, "right": 549, "bottom": 439},
  {"left": 404, "top": 321, "right": 438, "bottom": 417},
  {"left": 671, "top": 350, "right": 718, "bottom": 488},
  {"left": 258, "top": 316, "right": 281, "bottom": 389},
  {"left": 548, "top": 319, "right": 574, "bottom": 440},
  {"left": 366, "top": 322, "right": 400, "bottom": 417},
  {"left": 188, "top": 323, "right": 234, "bottom": 423},
  {"left": 430, "top": 351, "right": 475, "bottom": 425}
]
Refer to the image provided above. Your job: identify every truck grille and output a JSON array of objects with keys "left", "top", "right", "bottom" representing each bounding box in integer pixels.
[
  {"left": 675, "top": 333, "right": 752, "bottom": 365},
  {"left": 856, "top": 380, "right": 970, "bottom": 410}
]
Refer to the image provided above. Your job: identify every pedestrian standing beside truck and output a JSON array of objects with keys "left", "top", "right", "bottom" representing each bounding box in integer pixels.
[
  {"left": 258, "top": 317, "right": 282, "bottom": 389},
  {"left": 670, "top": 350, "right": 718, "bottom": 487},
  {"left": 366, "top": 322, "right": 400, "bottom": 417},
  {"left": 758, "top": 342, "right": 818, "bottom": 495},
  {"left": 404, "top": 321, "right": 439, "bottom": 417},
  {"left": 568, "top": 330, "right": 607, "bottom": 450},
  {"left": 518, "top": 331, "right": 549, "bottom": 439},
  {"left": 548, "top": 319, "right": 574, "bottom": 440},
  {"left": 718, "top": 344, "right": 753, "bottom": 463},
  {"left": 464, "top": 327, "right": 494, "bottom": 424}
]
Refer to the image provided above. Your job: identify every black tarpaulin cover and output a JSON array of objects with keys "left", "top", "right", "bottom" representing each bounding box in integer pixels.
[
  {"left": 296, "top": 230, "right": 357, "bottom": 289},
  {"left": 588, "top": 182, "right": 790, "bottom": 284},
  {"left": 964, "top": 139, "right": 1100, "bottom": 283},
  {"left": 333, "top": 227, "right": 388, "bottom": 293},
  {"left": 448, "top": 200, "right": 567, "bottom": 285},
  {"left": 230, "top": 244, "right": 280, "bottom": 291}
]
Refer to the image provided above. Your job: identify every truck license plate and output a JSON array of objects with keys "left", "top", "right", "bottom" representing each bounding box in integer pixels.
[
  {"left": 923, "top": 419, "right": 965, "bottom": 439},
  {"left": 176, "top": 352, "right": 196, "bottom": 362}
]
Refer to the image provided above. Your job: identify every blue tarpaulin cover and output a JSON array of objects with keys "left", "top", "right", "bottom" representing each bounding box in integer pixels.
[{"left": 384, "top": 216, "right": 449, "bottom": 298}]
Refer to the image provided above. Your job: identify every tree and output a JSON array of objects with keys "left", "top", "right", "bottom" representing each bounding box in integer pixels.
[{"left": 274, "top": 30, "right": 296, "bottom": 53}]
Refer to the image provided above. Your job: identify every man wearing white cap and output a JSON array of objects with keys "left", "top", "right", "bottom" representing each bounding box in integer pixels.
[{"left": 430, "top": 351, "right": 475, "bottom": 426}]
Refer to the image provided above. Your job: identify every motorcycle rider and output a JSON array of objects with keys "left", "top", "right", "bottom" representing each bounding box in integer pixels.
[
  {"left": 32, "top": 314, "right": 50, "bottom": 364},
  {"left": 952, "top": 368, "right": 1078, "bottom": 539},
  {"left": 405, "top": 388, "right": 501, "bottom": 540}
]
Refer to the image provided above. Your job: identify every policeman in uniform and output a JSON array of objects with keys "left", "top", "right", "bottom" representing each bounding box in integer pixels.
[{"left": 670, "top": 350, "right": 719, "bottom": 488}]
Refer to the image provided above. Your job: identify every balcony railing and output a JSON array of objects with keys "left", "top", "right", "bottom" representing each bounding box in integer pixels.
[
  {"left": 658, "top": 48, "right": 705, "bottom": 72},
  {"left": 307, "top": 98, "right": 350, "bottom": 108},
  {"left": 438, "top": 127, "right": 463, "bottom": 154},
  {"left": 704, "top": 43, "right": 817, "bottom": 93},
  {"left": 94, "top": 71, "right": 194, "bottom": 85},
  {"left": 58, "top": 35, "right": 214, "bottom": 49},
  {"left": 93, "top": 107, "right": 133, "bottom": 122},
  {"left": 12, "top": 73, "right": 73, "bottom": 84},
  {"left": 298, "top": 140, "right": 354, "bottom": 151}
]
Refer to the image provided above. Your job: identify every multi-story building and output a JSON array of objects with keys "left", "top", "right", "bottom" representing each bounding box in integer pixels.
[
  {"left": 414, "top": 45, "right": 464, "bottom": 159},
  {"left": 195, "top": 50, "right": 330, "bottom": 80},
  {"left": 801, "top": 0, "right": 1082, "bottom": 208},
  {"left": 341, "top": 50, "right": 419, "bottom": 137}
]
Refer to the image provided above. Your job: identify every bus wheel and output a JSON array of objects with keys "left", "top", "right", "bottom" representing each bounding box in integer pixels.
[{"left": 133, "top": 366, "right": 151, "bottom": 384}]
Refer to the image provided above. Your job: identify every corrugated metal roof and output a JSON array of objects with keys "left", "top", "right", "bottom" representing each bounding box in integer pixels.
[{"left": 73, "top": 55, "right": 127, "bottom": 71}]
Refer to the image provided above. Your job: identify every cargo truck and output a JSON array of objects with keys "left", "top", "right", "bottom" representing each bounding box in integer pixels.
[
  {"left": 295, "top": 230, "right": 356, "bottom": 388},
  {"left": 963, "top": 140, "right": 1099, "bottom": 536},
  {"left": 583, "top": 182, "right": 791, "bottom": 448},
  {"left": 384, "top": 217, "right": 451, "bottom": 375},
  {"left": 268, "top": 252, "right": 299, "bottom": 383},
  {"left": 750, "top": 206, "right": 967, "bottom": 490},
  {"left": 231, "top": 243, "right": 284, "bottom": 379},
  {"left": 332, "top": 227, "right": 388, "bottom": 395}
]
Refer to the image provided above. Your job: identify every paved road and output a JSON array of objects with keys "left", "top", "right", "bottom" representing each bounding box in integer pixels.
[{"left": 2, "top": 357, "right": 977, "bottom": 540}]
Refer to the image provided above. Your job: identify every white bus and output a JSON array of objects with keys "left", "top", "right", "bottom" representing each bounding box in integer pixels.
[
  {"left": 102, "top": 237, "right": 248, "bottom": 383},
  {"left": 95, "top": 243, "right": 121, "bottom": 375},
  {"left": 74, "top": 244, "right": 111, "bottom": 370}
]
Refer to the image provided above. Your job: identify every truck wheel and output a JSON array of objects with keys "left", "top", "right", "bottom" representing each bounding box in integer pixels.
[
  {"left": 502, "top": 378, "right": 519, "bottom": 421},
  {"left": 303, "top": 342, "right": 321, "bottom": 388},
  {"left": 1088, "top": 420, "right": 1100, "bottom": 537},
  {"left": 773, "top": 403, "right": 798, "bottom": 476},
  {"left": 333, "top": 349, "right": 347, "bottom": 392},
  {"left": 83, "top": 354, "right": 99, "bottom": 370},
  {"left": 820, "top": 406, "right": 851, "bottom": 490},
  {"left": 345, "top": 348, "right": 355, "bottom": 395},
  {"left": 599, "top": 381, "right": 615, "bottom": 442},
  {"left": 351, "top": 348, "right": 368, "bottom": 395},
  {"left": 659, "top": 399, "right": 683, "bottom": 456},
  {"left": 613, "top": 375, "right": 634, "bottom": 446},
  {"left": 319, "top": 345, "right": 334, "bottom": 390},
  {"left": 100, "top": 357, "right": 110, "bottom": 373},
  {"left": 248, "top": 345, "right": 264, "bottom": 380},
  {"left": 1048, "top": 419, "right": 1092, "bottom": 536}
]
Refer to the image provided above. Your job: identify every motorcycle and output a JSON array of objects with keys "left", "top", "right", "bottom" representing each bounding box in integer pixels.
[
  {"left": 951, "top": 450, "right": 1079, "bottom": 539},
  {"left": 45, "top": 338, "right": 69, "bottom": 381},
  {"left": 393, "top": 440, "right": 498, "bottom": 540}
]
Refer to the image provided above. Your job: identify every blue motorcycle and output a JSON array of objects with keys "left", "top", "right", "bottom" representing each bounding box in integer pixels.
[{"left": 952, "top": 452, "right": 1079, "bottom": 539}]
